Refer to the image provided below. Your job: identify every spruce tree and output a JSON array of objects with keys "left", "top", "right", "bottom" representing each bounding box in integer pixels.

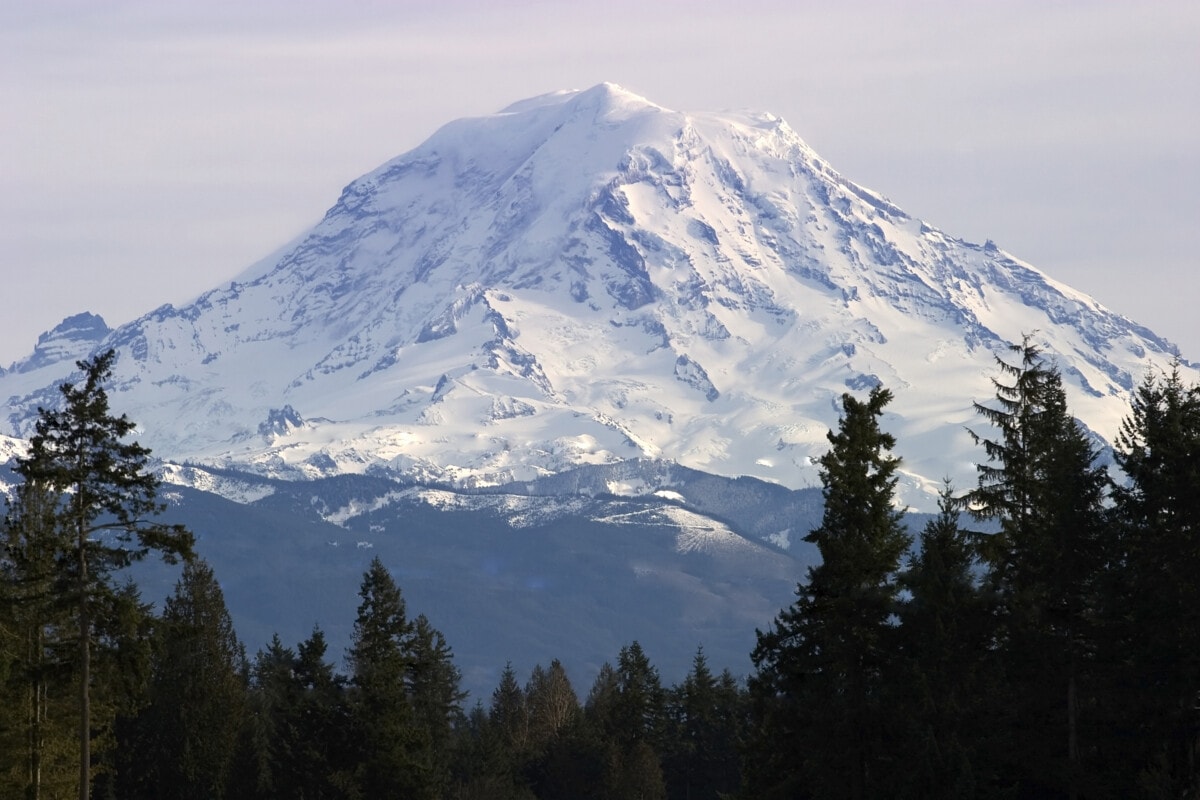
[
  {"left": 583, "top": 662, "right": 620, "bottom": 734},
  {"left": 12, "top": 349, "right": 193, "bottom": 800},
  {"left": 346, "top": 557, "right": 429, "bottom": 798},
  {"left": 594, "top": 642, "right": 667, "bottom": 800},
  {"left": 520, "top": 660, "right": 613, "bottom": 800},
  {"left": 564, "top": 659, "right": 662, "bottom": 800},
  {"left": 292, "top": 628, "right": 354, "bottom": 798},
  {"left": 1, "top": 478, "right": 78, "bottom": 800},
  {"left": 893, "top": 482, "right": 999, "bottom": 798},
  {"left": 613, "top": 641, "right": 666, "bottom": 751},
  {"left": 234, "top": 635, "right": 297, "bottom": 799},
  {"left": 407, "top": 613, "right": 465, "bottom": 796},
  {"left": 748, "top": 385, "right": 910, "bottom": 800},
  {"left": 966, "top": 336, "right": 1109, "bottom": 798},
  {"left": 663, "top": 647, "right": 744, "bottom": 800},
  {"left": 491, "top": 662, "right": 530, "bottom": 758},
  {"left": 1108, "top": 365, "right": 1200, "bottom": 792},
  {"left": 139, "top": 559, "right": 245, "bottom": 799},
  {"left": 230, "top": 628, "right": 353, "bottom": 800},
  {"left": 90, "top": 582, "right": 155, "bottom": 800},
  {"left": 451, "top": 698, "right": 533, "bottom": 800},
  {"left": 481, "top": 662, "right": 535, "bottom": 798}
]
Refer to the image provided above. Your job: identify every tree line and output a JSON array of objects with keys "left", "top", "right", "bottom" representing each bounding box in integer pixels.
[
  {"left": 747, "top": 338, "right": 1200, "bottom": 799},
  {"left": 3, "top": 340, "right": 1200, "bottom": 798}
]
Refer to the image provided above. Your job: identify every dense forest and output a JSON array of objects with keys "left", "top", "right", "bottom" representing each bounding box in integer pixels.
[{"left": 3, "top": 339, "right": 1200, "bottom": 799}]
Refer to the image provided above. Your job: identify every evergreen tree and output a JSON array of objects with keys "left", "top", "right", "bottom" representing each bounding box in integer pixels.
[
  {"left": 579, "top": 645, "right": 667, "bottom": 800},
  {"left": 290, "top": 628, "right": 354, "bottom": 798},
  {"left": 966, "top": 336, "right": 1109, "bottom": 798},
  {"left": 1, "top": 478, "right": 78, "bottom": 800},
  {"left": 345, "top": 557, "right": 429, "bottom": 798},
  {"left": 893, "top": 483, "right": 1000, "bottom": 798},
  {"left": 613, "top": 641, "right": 666, "bottom": 752},
  {"left": 583, "top": 661, "right": 620, "bottom": 735},
  {"left": 536, "top": 701, "right": 609, "bottom": 800},
  {"left": 1107, "top": 365, "right": 1200, "bottom": 793},
  {"left": 138, "top": 559, "right": 245, "bottom": 799},
  {"left": 91, "top": 583, "right": 157, "bottom": 800},
  {"left": 234, "top": 635, "right": 297, "bottom": 799},
  {"left": 407, "top": 612, "right": 465, "bottom": 796},
  {"left": 231, "top": 629, "right": 353, "bottom": 800},
  {"left": 748, "top": 385, "right": 910, "bottom": 800},
  {"left": 663, "top": 647, "right": 744, "bottom": 800},
  {"left": 450, "top": 698, "right": 534, "bottom": 800},
  {"left": 491, "top": 662, "right": 530, "bottom": 758},
  {"left": 533, "top": 659, "right": 655, "bottom": 800},
  {"left": 11, "top": 349, "right": 193, "bottom": 800},
  {"left": 472, "top": 663, "right": 535, "bottom": 799},
  {"left": 714, "top": 670, "right": 746, "bottom": 765},
  {"left": 613, "top": 642, "right": 668, "bottom": 800}
]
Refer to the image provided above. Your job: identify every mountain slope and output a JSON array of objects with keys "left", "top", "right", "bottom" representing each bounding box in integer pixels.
[
  {"left": 80, "top": 463, "right": 810, "bottom": 694},
  {"left": 0, "top": 83, "right": 1188, "bottom": 508}
]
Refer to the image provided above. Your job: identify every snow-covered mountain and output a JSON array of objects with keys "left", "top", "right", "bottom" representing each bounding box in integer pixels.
[
  {"left": 1, "top": 83, "right": 1189, "bottom": 509},
  {"left": 6, "top": 312, "right": 111, "bottom": 375}
]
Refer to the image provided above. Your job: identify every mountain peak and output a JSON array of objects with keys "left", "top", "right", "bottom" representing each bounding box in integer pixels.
[
  {"left": 0, "top": 87, "right": 1190, "bottom": 509},
  {"left": 10, "top": 312, "right": 110, "bottom": 374},
  {"left": 499, "top": 82, "right": 662, "bottom": 117},
  {"left": 564, "top": 82, "right": 665, "bottom": 117}
]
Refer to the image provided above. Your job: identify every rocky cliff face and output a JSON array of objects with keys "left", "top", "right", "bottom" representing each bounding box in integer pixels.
[{"left": 8, "top": 312, "right": 110, "bottom": 374}]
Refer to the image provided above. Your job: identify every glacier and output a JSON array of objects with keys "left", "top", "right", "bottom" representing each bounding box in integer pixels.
[{"left": 0, "top": 82, "right": 1190, "bottom": 511}]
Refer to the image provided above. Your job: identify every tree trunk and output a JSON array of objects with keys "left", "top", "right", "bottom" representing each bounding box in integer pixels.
[
  {"left": 1068, "top": 671, "right": 1078, "bottom": 800},
  {"left": 77, "top": 531, "right": 89, "bottom": 800},
  {"left": 27, "top": 624, "right": 44, "bottom": 800}
]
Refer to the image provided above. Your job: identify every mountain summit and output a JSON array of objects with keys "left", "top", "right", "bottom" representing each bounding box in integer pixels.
[{"left": 0, "top": 84, "right": 1187, "bottom": 506}]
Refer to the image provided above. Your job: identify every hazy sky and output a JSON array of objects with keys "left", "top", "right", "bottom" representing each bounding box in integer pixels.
[{"left": 3, "top": 1, "right": 1198, "bottom": 366}]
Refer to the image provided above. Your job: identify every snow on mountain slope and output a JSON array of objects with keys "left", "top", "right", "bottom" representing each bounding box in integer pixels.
[
  {"left": 6, "top": 312, "right": 111, "bottom": 374},
  {"left": 0, "top": 83, "right": 1188, "bottom": 509}
]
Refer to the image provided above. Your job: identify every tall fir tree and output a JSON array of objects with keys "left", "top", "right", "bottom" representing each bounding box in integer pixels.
[
  {"left": 547, "top": 657, "right": 666, "bottom": 800},
  {"left": 11, "top": 349, "right": 193, "bottom": 800},
  {"left": 580, "top": 643, "right": 668, "bottom": 800},
  {"left": 345, "top": 557, "right": 430, "bottom": 799},
  {"left": 1107, "top": 365, "right": 1200, "bottom": 793},
  {"left": 234, "top": 635, "right": 297, "bottom": 799},
  {"left": 893, "top": 482, "right": 1001, "bottom": 798},
  {"left": 966, "top": 336, "right": 1109, "bottom": 798},
  {"left": 663, "top": 646, "right": 744, "bottom": 800},
  {"left": 406, "top": 612, "right": 465, "bottom": 797},
  {"left": 613, "top": 642, "right": 666, "bottom": 751},
  {"left": 748, "top": 385, "right": 910, "bottom": 800},
  {"left": 290, "top": 628, "right": 355, "bottom": 798},
  {"left": 137, "top": 559, "right": 245, "bottom": 800},
  {"left": 1, "top": 477, "right": 78, "bottom": 800},
  {"left": 491, "top": 662, "right": 531, "bottom": 759},
  {"left": 91, "top": 582, "right": 156, "bottom": 800},
  {"left": 477, "top": 662, "right": 535, "bottom": 799},
  {"left": 613, "top": 642, "right": 668, "bottom": 800},
  {"left": 451, "top": 699, "right": 532, "bottom": 800},
  {"left": 230, "top": 628, "right": 353, "bottom": 800}
]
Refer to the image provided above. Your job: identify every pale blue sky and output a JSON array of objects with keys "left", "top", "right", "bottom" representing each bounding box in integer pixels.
[{"left": 3, "top": 1, "right": 1198, "bottom": 364}]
